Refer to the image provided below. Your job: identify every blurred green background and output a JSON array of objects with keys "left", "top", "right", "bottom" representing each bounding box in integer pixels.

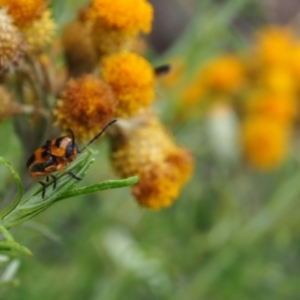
[{"left": 2, "top": 0, "right": 300, "bottom": 299}]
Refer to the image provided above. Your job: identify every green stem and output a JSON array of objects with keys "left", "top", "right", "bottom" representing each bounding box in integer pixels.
[{"left": 0, "top": 225, "right": 14, "bottom": 242}]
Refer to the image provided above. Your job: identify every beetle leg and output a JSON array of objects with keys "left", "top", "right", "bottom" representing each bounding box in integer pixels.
[
  {"left": 66, "top": 171, "right": 81, "bottom": 180},
  {"left": 39, "top": 181, "right": 47, "bottom": 198},
  {"left": 50, "top": 174, "right": 58, "bottom": 190}
]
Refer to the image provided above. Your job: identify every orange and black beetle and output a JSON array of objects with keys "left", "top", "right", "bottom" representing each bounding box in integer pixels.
[{"left": 27, "top": 119, "right": 117, "bottom": 198}]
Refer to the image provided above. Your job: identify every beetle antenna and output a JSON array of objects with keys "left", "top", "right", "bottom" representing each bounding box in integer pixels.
[{"left": 78, "top": 119, "right": 117, "bottom": 153}]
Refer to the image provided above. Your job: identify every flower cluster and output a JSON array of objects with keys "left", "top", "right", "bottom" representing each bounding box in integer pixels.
[
  {"left": 0, "top": 0, "right": 56, "bottom": 124},
  {"left": 53, "top": 0, "right": 193, "bottom": 209},
  {"left": 0, "top": 0, "right": 55, "bottom": 72},
  {"left": 110, "top": 114, "right": 193, "bottom": 209},
  {"left": 0, "top": 0, "right": 193, "bottom": 209},
  {"left": 170, "top": 26, "right": 300, "bottom": 171}
]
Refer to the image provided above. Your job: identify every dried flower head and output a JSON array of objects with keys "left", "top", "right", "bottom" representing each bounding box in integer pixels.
[
  {"left": 241, "top": 117, "right": 289, "bottom": 171},
  {"left": 62, "top": 18, "right": 98, "bottom": 77},
  {"left": 110, "top": 114, "right": 193, "bottom": 209},
  {"left": 89, "top": 0, "right": 153, "bottom": 34},
  {"left": 0, "top": 85, "right": 23, "bottom": 121},
  {"left": 23, "top": 10, "right": 56, "bottom": 51},
  {"left": 53, "top": 74, "right": 117, "bottom": 141},
  {"left": 0, "top": 8, "right": 25, "bottom": 73},
  {"left": 0, "top": 0, "right": 46, "bottom": 28},
  {"left": 102, "top": 53, "right": 155, "bottom": 118}
]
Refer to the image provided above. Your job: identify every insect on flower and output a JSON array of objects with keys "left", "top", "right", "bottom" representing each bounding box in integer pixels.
[{"left": 26, "top": 119, "right": 117, "bottom": 198}]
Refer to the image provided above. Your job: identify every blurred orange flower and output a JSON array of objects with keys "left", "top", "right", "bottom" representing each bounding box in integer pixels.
[
  {"left": 241, "top": 117, "right": 290, "bottom": 171},
  {"left": 255, "top": 26, "right": 296, "bottom": 67},
  {"left": 202, "top": 55, "right": 244, "bottom": 93},
  {"left": 244, "top": 91, "right": 297, "bottom": 125}
]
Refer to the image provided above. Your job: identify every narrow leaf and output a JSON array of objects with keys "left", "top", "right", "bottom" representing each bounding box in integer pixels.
[
  {"left": 0, "top": 157, "right": 24, "bottom": 219},
  {"left": 2, "top": 150, "right": 94, "bottom": 229},
  {"left": 54, "top": 176, "right": 139, "bottom": 202},
  {"left": 0, "top": 241, "right": 32, "bottom": 256}
]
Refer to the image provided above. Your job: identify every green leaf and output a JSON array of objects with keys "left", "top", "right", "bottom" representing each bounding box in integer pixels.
[
  {"left": 54, "top": 176, "right": 139, "bottom": 202},
  {"left": 1, "top": 149, "right": 138, "bottom": 230},
  {"left": 1, "top": 150, "right": 94, "bottom": 229},
  {"left": 0, "top": 241, "right": 32, "bottom": 256},
  {"left": 0, "top": 157, "right": 24, "bottom": 219}
]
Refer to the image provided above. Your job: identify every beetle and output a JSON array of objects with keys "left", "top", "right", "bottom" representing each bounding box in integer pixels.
[{"left": 26, "top": 119, "right": 117, "bottom": 198}]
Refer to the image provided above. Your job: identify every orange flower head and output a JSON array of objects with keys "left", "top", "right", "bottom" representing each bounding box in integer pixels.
[
  {"left": 0, "top": 0, "right": 46, "bottom": 28},
  {"left": 0, "top": 8, "right": 25, "bottom": 73},
  {"left": 290, "top": 42, "right": 300, "bottom": 81},
  {"left": 260, "top": 67, "right": 296, "bottom": 94},
  {"left": 255, "top": 26, "right": 296, "bottom": 67},
  {"left": 90, "top": 0, "right": 153, "bottom": 34},
  {"left": 202, "top": 55, "right": 244, "bottom": 93},
  {"left": 241, "top": 117, "right": 289, "bottom": 171},
  {"left": 91, "top": 20, "right": 136, "bottom": 56},
  {"left": 53, "top": 74, "right": 117, "bottom": 142},
  {"left": 132, "top": 149, "right": 193, "bottom": 209},
  {"left": 102, "top": 53, "right": 155, "bottom": 118},
  {"left": 110, "top": 114, "right": 194, "bottom": 209},
  {"left": 245, "top": 91, "right": 297, "bottom": 125}
]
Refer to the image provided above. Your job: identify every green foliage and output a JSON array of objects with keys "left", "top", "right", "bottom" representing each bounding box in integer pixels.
[
  {"left": 0, "top": 150, "right": 137, "bottom": 292},
  {"left": 0, "top": 152, "right": 138, "bottom": 229}
]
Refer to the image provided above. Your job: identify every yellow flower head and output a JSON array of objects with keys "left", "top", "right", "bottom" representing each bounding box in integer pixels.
[
  {"left": 0, "top": 8, "right": 25, "bottom": 73},
  {"left": 53, "top": 74, "right": 117, "bottom": 141},
  {"left": 102, "top": 53, "right": 155, "bottom": 118},
  {"left": 202, "top": 54, "right": 244, "bottom": 93},
  {"left": 110, "top": 114, "right": 193, "bottom": 209},
  {"left": 0, "top": 0, "right": 46, "bottom": 28},
  {"left": 90, "top": 0, "right": 153, "bottom": 34},
  {"left": 241, "top": 117, "right": 289, "bottom": 171},
  {"left": 260, "top": 67, "right": 296, "bottom": 94},
  {"left": 23, "top": 10, "right": 56, "bottom": 51},
  {"left": 255, "top": 26, "right": 295, "bottom": 67},
  {"left": 91, "top": 20, "right": 136, "bottom": 57},
  {"left": 245, "top": 91, "right": 297, "bottom": 125},
  {"left": 290, "top": 42, "right": 300, "bottom": 81}
]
